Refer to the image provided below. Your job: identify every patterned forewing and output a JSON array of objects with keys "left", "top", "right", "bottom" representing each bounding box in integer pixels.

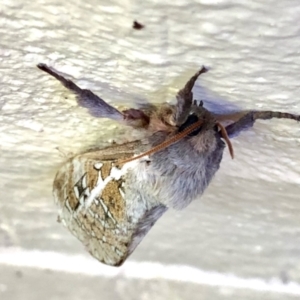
[{"left": 53, "top": 153, "right": 135, "bottom": 266}]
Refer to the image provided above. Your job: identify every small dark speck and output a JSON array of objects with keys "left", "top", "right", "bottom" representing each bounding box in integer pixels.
[
  {"left": 133, "top": 21, "right": 144, "bottom": 30},
  {"left": 15, "top": 270, "right": 23, "bottom": 278}
]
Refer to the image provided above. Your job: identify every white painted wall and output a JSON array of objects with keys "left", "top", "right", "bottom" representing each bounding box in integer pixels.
[{"left": 1, "top": 0, "right": 300, "bottom": 299}]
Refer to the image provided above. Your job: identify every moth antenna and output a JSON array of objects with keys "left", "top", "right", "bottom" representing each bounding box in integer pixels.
[
  {"left": 217, "top": 122, "right": 234, "bottom": 159},
  {"left": 118, "top": 119, "right": 203, "bottom": 164},
  {"left": 174, "top": 66, "right": 208, "bottom": 126}
]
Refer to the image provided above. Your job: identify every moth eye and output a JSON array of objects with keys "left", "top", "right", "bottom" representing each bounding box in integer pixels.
[{"left": 178, "top": 114, "right": 202, "bottom": 136}]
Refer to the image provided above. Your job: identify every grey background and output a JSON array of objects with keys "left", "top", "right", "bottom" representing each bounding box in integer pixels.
[{"left": 1, "top": 0, "right": 300, "bottom": 299}]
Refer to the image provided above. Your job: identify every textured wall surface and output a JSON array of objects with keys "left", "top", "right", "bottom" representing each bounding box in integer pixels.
[{"left": 1, "top": 0, "right": 300, "bottom": 299}]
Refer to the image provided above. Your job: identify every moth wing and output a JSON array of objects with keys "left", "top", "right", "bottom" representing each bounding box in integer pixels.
[{"left": 53, "top": 148, "right": 167, "bottom": 266}]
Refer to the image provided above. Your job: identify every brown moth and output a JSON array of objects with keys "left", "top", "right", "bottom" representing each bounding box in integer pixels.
[{"left": 38, "top": 63, "right": 300, "bottom": 266}]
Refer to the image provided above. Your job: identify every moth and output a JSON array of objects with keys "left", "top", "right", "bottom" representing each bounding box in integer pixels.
[{"left": 38, "top": 63, "right": 300, "bottom": 266}]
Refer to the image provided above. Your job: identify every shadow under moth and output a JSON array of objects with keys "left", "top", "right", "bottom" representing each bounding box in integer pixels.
[{"left": 38, "top": 63, "right": 300, "bottom": 266}]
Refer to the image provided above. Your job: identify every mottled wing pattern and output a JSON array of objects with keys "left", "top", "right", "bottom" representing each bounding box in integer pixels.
[{"left": 53, "top": 147, "right": 167, "bottom": 266}]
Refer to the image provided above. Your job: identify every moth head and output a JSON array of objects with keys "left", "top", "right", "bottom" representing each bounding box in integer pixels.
[
  {"left": 177, "top": 101, "right": 222, "bottom": 154},
  {"left": 120, "top": 66, "right": 233, "bottom": 161}
]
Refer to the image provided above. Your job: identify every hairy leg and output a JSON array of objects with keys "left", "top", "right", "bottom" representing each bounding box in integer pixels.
[
  {"left": 37, "top": 63, "right": 123, "bottom": 121},
  {"left": 37, "top": 63, "right": 152, "bottom": 127},
  {"left": 174, "top": 66, "right": 208, "bottom": 126},
  {"left": 224, "top": 110, "right": 300, "bottom": 138}
]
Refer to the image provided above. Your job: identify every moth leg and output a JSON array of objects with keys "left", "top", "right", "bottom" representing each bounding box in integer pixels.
[
  {"left": 174, "top": 66, "right": 208, "bottom": 126},
  {"left": 225, "top": 110, "right": 300, "bottom": 138},
  {"left": 122, "top": 108, "right": 150, "bottom": 128},
  {"left": 37, "top": 63, "right": 123, "bottom": 121}
]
